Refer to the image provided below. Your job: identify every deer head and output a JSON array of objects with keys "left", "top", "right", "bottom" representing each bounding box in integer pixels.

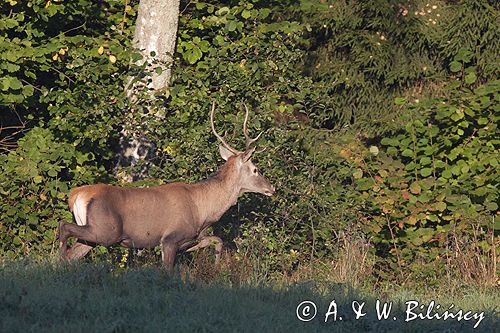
[{"left": 210, "top": 101, "right": 275, "bottom": 197}]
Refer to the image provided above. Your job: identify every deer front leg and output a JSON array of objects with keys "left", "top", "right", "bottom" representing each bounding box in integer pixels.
[
  {"left": 160, "top": 235, "right": 178, "bottom": 274},
  {"left": 186, "top": 236, "right": 223, "bottom": 264}
]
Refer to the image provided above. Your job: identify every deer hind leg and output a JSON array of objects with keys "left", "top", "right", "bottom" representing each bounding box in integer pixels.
[
  {"left": 58, "top": 213, "right": 122, "bottom": 262},
  {"left": 186, "top": 236, "right": 223, "bottom": 264},
  {"left": 59, "top": 221, "right": 120, "bottom": 246},
  {"left": 59, "top": 222, "right": 94, "bottom": 261},
  {"left": 58, "top": 222, "right": 70, "bottom": 260},
  {"left": 59, "top": 197, "right": 121, "bottom": 261}
]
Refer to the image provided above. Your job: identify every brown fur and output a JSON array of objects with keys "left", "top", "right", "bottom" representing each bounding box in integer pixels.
[{"left": 58, "top": 150, "right": 275, "bottom": 272}]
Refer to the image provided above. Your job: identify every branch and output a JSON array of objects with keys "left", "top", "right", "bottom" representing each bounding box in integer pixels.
[{"left": 0, "top": 118, "right": 28, "bottom": 153}]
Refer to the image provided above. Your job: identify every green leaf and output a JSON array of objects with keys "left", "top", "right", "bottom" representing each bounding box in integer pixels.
[
  {"left": 451, "top": 165, "right": 461, "bottom": 175},
  {"left": 216, "top": 6, "right": 230, "bottom": 15},
  {"left": 13, "top": 236, "right": 21, "bottom": 246},
  {"left": 442, "top": 169, "right": 452, "bottom": 179},
  {"left": 409, "top": 182, "right": 421, "bottom": 194},
  {"left": 369, "top": 146, "right": 379, "bottom": 156},
  {"left": 420, "top": 157, "right": 431, "bottom": 166},
  {"left": 435, "top": 201, "right": 447, "bottom": 212},
  {"left": 185, "top": 47, "right": 202, "bottom": 64},
  {"left": 477, "top": 117, "right": 488, "bottom": 125},
  {"left": 226, "top": 20, "right": 237, "bottom": 32},
  {"left": 495, "top": 217, "right": 500, "bottom": 231},
  {"left": 380, "top": 137, "right": 394, "bottom": 146},
  {"left": 241, "top": 10, "right": 252, "bottom": 19},
  {"left": 465, "top": 72, "right": 477, "bottom": 84},
  {"left": 485, "top": 202, "right": 498, "bottom": 211},
  {"left": 4, "top": 62, "right": 20, "bottom": 72},
  {"left": 394, "top": 97, "right": 406, "bottom": 105},
  {"left": 387, "top": 147, "right": 398, "bottom": 155},
  {"left": 450, "top": 61, "right": 461, "bottom": 72},
  {"left": 356, "top": 178, "right": 374, "bottom": 191},
  {"left": 6, "top": 76, "right": 22, "bottom": 90},
  {"left": 131, "top": 52, "right": 143, "bottom": 62},
  {"left": 402, "top": 149, "right": 413, "bottom": 157},
  {"left": 455, "top": 48, "right": 472, "bottom": 62},
  {"left": 420, "top": 168, "right": 432, "bottom": 177},
  {"left": 352, "top": 169, "right": 363, "bottom": 179},
  {"left": 22, "top": 85, "right": 34, "bottom": 97},
  {"left": 259, "top": 8, "right": 271, "bottom": 19}
]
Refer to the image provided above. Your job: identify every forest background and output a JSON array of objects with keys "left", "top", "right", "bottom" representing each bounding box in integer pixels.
[{"left": 0, "top": 0, "right": 498, "bottom": 293}]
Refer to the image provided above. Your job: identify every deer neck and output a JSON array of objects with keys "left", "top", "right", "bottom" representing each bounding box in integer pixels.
[{"left": 192, "top": 161, "right": 241, "bottom": 229}]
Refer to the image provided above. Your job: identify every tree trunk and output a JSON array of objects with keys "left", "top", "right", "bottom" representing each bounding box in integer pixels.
[
  {"left": 117, "top": 0, "right": 180, "bottom": 181},
  {"left": 128, "top": 0, "right": 180, "bottom": 94}
]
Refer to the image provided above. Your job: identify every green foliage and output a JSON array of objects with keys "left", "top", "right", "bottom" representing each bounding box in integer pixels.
[
  {"left": 294, "top": 0, "right": 499, "bottom": 132},
  {"left": 0, "top": 0, "right": 136, "bottom": 258},
  {"left": 0, "top": 0, "right": 134, "bottom": 156},
  {"left": 0, "top": 0, "right": 498, "bottom": 286},
  {"left": 440, "top": 0, "right": 499, "bottom": 78},
  {"left": 350, "top": 72, "right": 498, "bottom": 278},
  {"left": 0, "top": 127, "right": 105, "bottom": 258}
]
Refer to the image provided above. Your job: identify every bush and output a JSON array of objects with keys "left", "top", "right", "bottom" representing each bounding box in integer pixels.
[
  {"left": 0, "top": 0, "right": 498, "bottom": 287},
  {"left": 350, "top": 74, "right": 498, "bottom": 282},
  {"left": 0, "top": 127, "right": 105, "bottom": 257}
]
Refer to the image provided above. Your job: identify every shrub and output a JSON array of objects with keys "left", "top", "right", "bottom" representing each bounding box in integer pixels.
[
  {"left": 351, "top": 73, "right": 498, "bottom": 282},
  {"left": 0, "top": 127, "right": 105, "bottom": 258}
]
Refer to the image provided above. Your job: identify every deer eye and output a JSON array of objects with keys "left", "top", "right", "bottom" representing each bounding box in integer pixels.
[{"left": 253, "top": 168, "right": 258, "bottom": 174}]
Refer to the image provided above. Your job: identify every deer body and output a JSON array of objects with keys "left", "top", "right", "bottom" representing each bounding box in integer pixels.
[{"left": 58, "top": 102, "right": 274, "bottom": 271}]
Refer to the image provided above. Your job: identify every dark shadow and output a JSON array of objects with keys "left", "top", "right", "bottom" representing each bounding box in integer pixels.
[{"left": 0, "top": 260, "right": 496, "bottom": 332}]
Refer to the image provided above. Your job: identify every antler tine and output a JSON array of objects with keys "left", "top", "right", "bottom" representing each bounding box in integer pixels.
[
  {"left": 241, "top": 102, "right": 262, "bottom": 150},
  {"left": 210, "top": 101, "right": 240, "bottom": 154}
]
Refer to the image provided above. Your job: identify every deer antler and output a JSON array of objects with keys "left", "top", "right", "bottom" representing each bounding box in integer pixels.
[
  {"left": 210, "top": 101, "right": 240, "bottom": 155},
  {"left": 241, "top": 102, "right": 262, "bottom": 151}
]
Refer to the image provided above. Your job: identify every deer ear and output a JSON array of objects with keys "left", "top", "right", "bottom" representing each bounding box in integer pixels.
[
  {"left": 242, "top": 147, "right": 256, "bottom": 162},
  {"left": 219, "top": 144, "right": 236, "bottom": 161}
]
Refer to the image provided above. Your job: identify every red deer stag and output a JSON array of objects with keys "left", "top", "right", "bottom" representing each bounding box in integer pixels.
[{"left": 58, "top": 102, "right": 275, "bottom": 272}]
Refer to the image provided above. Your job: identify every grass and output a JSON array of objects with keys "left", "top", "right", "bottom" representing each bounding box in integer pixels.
[{"left": 0, "top": 259, "right": 498, "bottom": 332}]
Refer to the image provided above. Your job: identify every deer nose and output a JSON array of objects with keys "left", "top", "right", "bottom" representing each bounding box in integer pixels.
[{"left": 265, "top": 185, "right": 275, "bottom": 197}]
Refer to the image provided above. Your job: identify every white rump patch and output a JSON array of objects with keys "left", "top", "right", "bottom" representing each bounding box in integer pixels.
[{"left": 73, "top": 194, "right": 88, "bottom": 226}]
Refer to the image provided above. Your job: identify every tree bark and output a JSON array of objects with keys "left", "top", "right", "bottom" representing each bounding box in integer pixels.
[
  {"left": 128, "top": 0, "right": 180, "bottom": 94},
  {"left": 117, "top": 0, "right": 180, "bottom": 181}
]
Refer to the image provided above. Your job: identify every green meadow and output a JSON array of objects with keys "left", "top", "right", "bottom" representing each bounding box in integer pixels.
[{"left": 0, "top": 259, "right": 497, "bottom": 333}]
